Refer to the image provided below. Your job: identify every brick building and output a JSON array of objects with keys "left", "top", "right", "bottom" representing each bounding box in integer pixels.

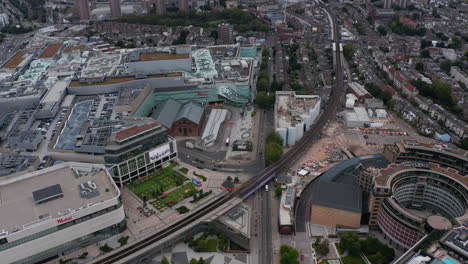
[
  {"left": 151, "top": 99, "right": 206, "bottom": 137},
  {"left": 310, "top": 180, "right": 362, "bottom": 229}
]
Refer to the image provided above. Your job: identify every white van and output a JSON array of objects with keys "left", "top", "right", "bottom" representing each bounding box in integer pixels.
[{"left": 265, "top": 185, "right": 269, "bottom": 192}]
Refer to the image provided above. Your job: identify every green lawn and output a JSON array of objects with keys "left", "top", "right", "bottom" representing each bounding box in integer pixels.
[
  {"left": 128, "top": 163, "right": 187, "bottom": 200},
  {"left": 151, "top": 182, "right": 197, "bottom": 209},
  {"left": 342, "top": 255, "right": 366, "bottom": 264},
  {"left": 200, "top": 239, "right": 218, "bottom": 252},
  {"left": 335, "top": 243, "right": 344, "bottom": 255}
]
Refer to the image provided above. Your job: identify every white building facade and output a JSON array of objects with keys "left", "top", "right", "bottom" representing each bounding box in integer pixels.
[
  {"left": 0, "top": 163, "right": 126, "bottom": 264},
  {"left": 275, "top": 91, "right": 321, "bottom": 146}
]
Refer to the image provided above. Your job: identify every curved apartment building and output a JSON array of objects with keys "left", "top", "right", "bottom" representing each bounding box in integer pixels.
[{"left": 368, "top": 162, "right": 468, "bottom": 249}]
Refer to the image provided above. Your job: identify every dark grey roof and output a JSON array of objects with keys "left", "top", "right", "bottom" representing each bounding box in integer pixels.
[
  {"left": 175, "top": 101, "right": 204, "bottom": 125},
  {"left": 171, "top": 252, "right": 188, "bottom": 264},
  {"left": 276, "top": 174, "right": 292, "bottom": 184},
  {"left": 152, "top": 99, "right": 204, "bottom": 128},
  {"left": 32, "top": 184, "right": 63, "bottom": 204},
  {"left": 320, "top": 154, "right": 384, "bottom": 183},
  {"left": 312, "top": 180, "right": 362, "bottom": 213},
  {"left": 151, "top": 99, "right": 182, "bottom": 128}
]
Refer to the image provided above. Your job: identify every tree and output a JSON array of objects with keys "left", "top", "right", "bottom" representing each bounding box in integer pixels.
[
  {"left": 271, "top": 79, "right": 282, "bottom": 91},
  {"left": 314, "top": 239, "right": 330, "bottom": 256},
  {"left": 266, "top": 132, "right": 283, "bottom": 146},
  {"left": 254, "top": 91, "right": 275, "bottom": 108},
  {"left": 257, "top": 78, "right": 270, "bottom": 91},
  {"left": 368, "top": 252, "right": 385, "bottom": 264},
  {"left": 432, "top": 80, "right": 453, "bottom": 106},
  {"left": 161, "top": 256, "right": 171, "bottom": 264},
  {"left": 265, "top": 142, "right": 283, "bottom": 166},
  {"left": 197, "top": 238, "right": 207, "bottom": 250},
  {"left": 440, "top": 60, "right": 452, "bottom": 74},
  {"left": 343, "top": 42, "right": 354, "bottom": 61},
  {"left": 234, "top": 176, "right": 239, "bottom": 183},
  {"left": 210, "top": 30, "right": 218, "bottom": 40},
  {"left": 415, "top": 62, "right": 424, "bottom": 72},
  {"left": 450, "top": 36, "right": 462, "bottom": 50},
  {"left": 420, "top": 49, "right": 430, "bottom": 58},
  {"left": 190, "top": 257, "right": 208, "bottom": 264},
  {"left": 377, "top": 26, "right": 387, "bottom": 36},
  {"left": 275, "top": 185, "right": 282, "bottom": 198},
  {"left": 280, "top": 245, "right": 300, "bottom": 264},
  {"left": 339, "top": 232, "right": 361, "bottom": 256},
  {"left": 459, "top": 138, "right": 468, "bottom": 151}
]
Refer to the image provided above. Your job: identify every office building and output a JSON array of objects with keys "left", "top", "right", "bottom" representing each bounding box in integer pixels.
[
  {"left": 110, "top": 0, "right": 122, "bottom": 18},
  {"left": 218, "top": 23, "right": 234, "bottom": 44},
  {"left": 0, "top": 162, "right": 126, "bottom": 264},
  {"left": 155, "top": 0, "right": 166, "bottom": 15},
  {"left": 384, "top": 0, "right": 392, "bottom": 8},
  {"left": 0, "top": 13, "right": 8, "bottom": 28},
  {"left": 104, "top": 121, "right": 178, "bottom": 186},
  {"left": 77, "top": 0, "right": 91, "bottom": 20},
  {"left": 179, "top": 0, "right": 189, "bottom": 11}
]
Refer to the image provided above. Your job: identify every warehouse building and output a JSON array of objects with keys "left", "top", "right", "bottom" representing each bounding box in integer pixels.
[
  {"left": 274, "top": 91, "right": 321, "bottom": 146},
  {"left": 345, "top": 107, "right": 371, "bottom": 127},
  {"left": 348, "top": 82, "right": 371, "bottom": 101},
  {"left": 0, "top": 162, "right": 126, "bottom": 264}
]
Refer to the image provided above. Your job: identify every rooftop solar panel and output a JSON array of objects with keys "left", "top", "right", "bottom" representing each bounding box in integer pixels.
[{"left": 32, "top": 184, "right": 63, "bottom": 203}]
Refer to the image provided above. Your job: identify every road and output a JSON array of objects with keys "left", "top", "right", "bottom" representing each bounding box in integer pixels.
[{"left": 258, "top": 184, "right": 273, "bottom": 264}]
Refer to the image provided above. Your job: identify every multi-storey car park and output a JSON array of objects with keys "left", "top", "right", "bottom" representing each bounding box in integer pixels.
[{"left": 0, "top": 162, "right": 126, "bottom": 264}]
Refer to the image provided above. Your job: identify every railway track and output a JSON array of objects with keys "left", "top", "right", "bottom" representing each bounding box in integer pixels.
[{"left": 95, "top": 6, "right": 342, "bottom": 264}]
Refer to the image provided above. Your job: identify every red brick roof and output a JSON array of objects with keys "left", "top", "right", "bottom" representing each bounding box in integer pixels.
[
  {"left": 404, "top": 83, "right": 417, "bottom": 92},
  {"left": 383, "top": 85, "right": 396, "bottom": 95},
  {"left": 399, "top": 17, "right": 417, "bottom": 26},
  {"left": 394, "top": 74, "right": 405, "bottom": 83},
  {"left": 115, "top": 123, "right": 160, "bottom": 141},
  {"left": 38, "top": 43, "right": 63, "bottom": 58}
]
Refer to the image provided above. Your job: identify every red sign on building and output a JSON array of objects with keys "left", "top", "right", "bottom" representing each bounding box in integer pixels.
[{"left": 57, "top": 216, "right": 73, "bottom": 224}]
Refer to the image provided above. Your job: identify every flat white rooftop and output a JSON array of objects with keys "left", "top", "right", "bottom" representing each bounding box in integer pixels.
[
  {"left": 41, "top": 79, "right": 70, "bottom": 103},
  {"left": 81, "top": 54, "right": 121, "bottom": 78},
  {"left": 0, "top": 163, "right": 118, "bottom": 234},
  {"left": 276, "top": 92, "right": 319, "bottom": 128}
]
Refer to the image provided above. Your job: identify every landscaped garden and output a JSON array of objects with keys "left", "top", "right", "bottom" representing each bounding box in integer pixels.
[
  {"left": 187, "top": 232, "right": 228, "bottom": 252},
  {"left": 128, "top": 163, "right": 201, "bottom": 210},
  {"left": 151, "top": 182, "right": 197, "bottom": 209},
  {"left": 337, "top": 232, "right": 395, "bottom": 264},
  {"left": 128, "top": 163, "right": 187, "bottom": 200}
]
